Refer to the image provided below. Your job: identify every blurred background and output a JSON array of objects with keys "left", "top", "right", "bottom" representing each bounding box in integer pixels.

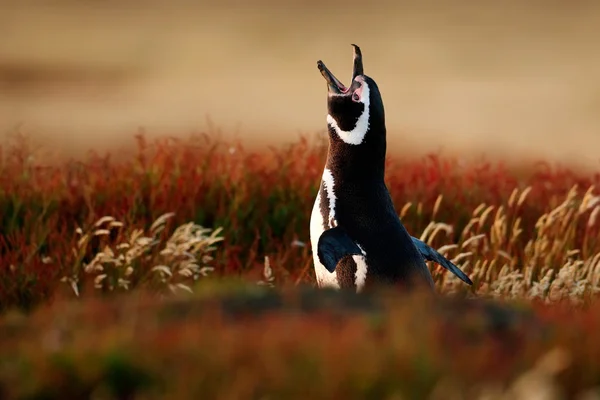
[{"left": 1, "top": 0, "right": 600, "bottom": 168}]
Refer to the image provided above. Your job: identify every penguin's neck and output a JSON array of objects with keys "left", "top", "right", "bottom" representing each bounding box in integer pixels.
[{"left": 324, "top": 138, "right": 386, "bottom": 184}]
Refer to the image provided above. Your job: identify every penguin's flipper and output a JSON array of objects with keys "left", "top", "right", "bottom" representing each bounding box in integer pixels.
[
  {"left": 317, "top": 226, "right": 363, "bottom": 273},
  {"left": 411, "top": 237, "right": 473, "bottom": 285}
]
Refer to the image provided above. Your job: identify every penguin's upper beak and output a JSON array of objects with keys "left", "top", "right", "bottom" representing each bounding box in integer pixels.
[
  {"left": 350, "top": 44, "right": 363, "bottom": 80},
  {"left": 317, "top": 44, "right": 364, "bottom": 95}
]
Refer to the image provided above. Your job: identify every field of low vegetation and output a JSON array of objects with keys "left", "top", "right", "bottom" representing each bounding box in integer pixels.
[{"left": 2, "top": 132, "right": 600, "bottom": 399}]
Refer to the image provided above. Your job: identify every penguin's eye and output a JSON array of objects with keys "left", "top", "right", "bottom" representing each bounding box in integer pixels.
[{"left": 352, "top": 91, "right": 360, "bottom": 102}]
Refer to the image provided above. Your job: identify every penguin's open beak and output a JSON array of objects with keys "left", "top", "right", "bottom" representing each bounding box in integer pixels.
[{"left": 317, "top": 44, "right": 364, "bottom": 94}]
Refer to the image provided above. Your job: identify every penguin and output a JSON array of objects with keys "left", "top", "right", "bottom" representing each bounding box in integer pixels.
[{"left": 310, "top": 44, "right": 473, "bottom": 293}]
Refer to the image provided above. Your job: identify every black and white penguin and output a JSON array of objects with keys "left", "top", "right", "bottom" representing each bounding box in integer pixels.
[{"left": 310, "top": 44, "right": 473, "bottom": 292}]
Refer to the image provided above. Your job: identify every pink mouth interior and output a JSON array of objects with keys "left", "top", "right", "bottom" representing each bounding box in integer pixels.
[{"left": 338, "top": 84, "right": 348, "bottom": 93}]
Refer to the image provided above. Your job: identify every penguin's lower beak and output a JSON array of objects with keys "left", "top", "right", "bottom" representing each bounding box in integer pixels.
[{"left": 317, "top": 60, "right": 347, "bottom": 94}]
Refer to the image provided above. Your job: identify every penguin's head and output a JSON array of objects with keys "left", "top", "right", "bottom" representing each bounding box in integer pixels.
[{"left": 317, "top": 44, "right": 385, "bottom": 146}]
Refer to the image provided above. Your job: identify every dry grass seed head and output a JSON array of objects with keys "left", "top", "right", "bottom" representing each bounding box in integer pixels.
[{"left": 62, "top": 213, "right": 223, "bottom": 296}]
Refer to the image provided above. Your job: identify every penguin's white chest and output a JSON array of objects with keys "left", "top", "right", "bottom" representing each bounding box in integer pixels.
[
  {"left": 310, "top": 190, "right": 340, "bottom": 289},
  {"left": 309, "top": 169, "right": 369, "bottom": 292}
]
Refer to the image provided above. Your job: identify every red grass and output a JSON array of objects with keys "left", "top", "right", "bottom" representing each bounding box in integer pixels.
[{"left": 1, "top": 132, "right": 600, "bottom": 310}]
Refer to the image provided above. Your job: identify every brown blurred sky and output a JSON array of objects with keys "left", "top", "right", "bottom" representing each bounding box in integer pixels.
[{"left": 1, "top": 0, "right": 600, "bottom": 168}]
